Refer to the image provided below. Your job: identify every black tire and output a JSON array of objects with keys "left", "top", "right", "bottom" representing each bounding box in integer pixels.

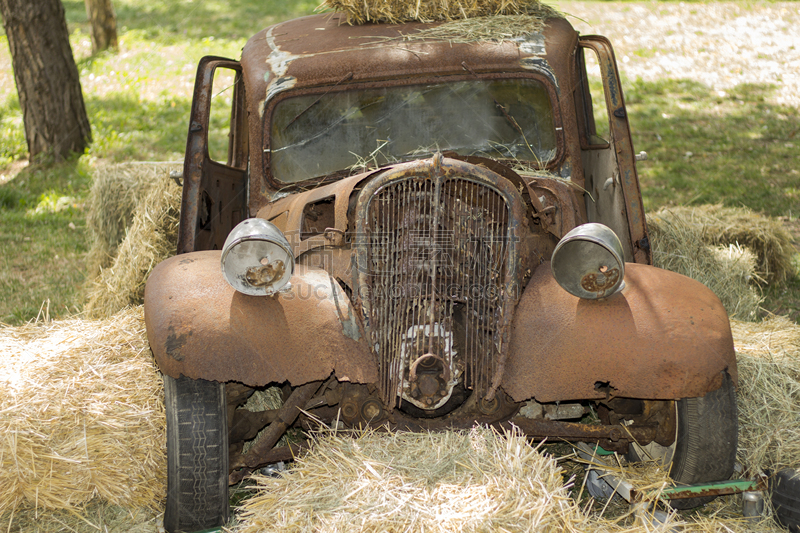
[
  {"left": 772, "top": 469, "right": 800, "bottom": 532},
  {"left": 628, "top": 372, "right": 738, "bottom": 509},
  {"left": 164, "top": 374, "right": 229, "bottom": 533}
]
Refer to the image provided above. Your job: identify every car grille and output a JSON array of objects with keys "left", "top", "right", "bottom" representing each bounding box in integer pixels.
[{"left": 355, "top": 158, "right": 522, "bottom": 407}]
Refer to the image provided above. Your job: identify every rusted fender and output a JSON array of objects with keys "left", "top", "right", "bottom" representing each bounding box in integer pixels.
[
  {"left": 503, "top": 263, "right": 737, "bottom": 403},
  {"left": 144, "top": 251, "right": 377, "bottom": 386}
]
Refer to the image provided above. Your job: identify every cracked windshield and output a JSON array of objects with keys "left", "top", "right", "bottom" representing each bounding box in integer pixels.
[{"left": 270, "top": 78, "right": 556, "bottom": 183}]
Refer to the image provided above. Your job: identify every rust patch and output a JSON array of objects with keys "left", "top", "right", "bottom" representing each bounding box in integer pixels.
[
  {"left": 165, "top": 326, "right": 192, "bottom": 361},
  {"left": 581, "top": 267, "right": 620, "bottom": 294},
  {"left": 244, "top": 259, "right": 286, "bottom": 288},
  {"left": 144, "top": 251, "right": 378, "bottom": 386}
]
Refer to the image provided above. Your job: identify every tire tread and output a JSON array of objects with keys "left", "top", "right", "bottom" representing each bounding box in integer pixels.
[
  {"left": 772, "top": 469, "right": 800, "bottom": 532},
  {"left": 164, "top": 375, "right": 229, "bottom": 533}
]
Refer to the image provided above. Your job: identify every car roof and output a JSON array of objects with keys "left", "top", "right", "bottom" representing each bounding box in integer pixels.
[{"left": 241, "top": 13, "right": 579, "bottom": 110}]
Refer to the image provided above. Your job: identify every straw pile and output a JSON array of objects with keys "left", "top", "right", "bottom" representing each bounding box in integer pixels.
[
  {"left": 732, "top": 315, "right": 800, "bottom": 473},
  {"left": 2, "top": 502, "right": 161, "bottom": 533},
  {"left": 321, "top": 0, "right": 560, "bottom": 26},
  {"left": 648, "top": 205, "right": 796, "bottom": 283},
  {"left": 0, "top": 307, "right": 165, "bottom": 523},
  {"left": 235, "top": 427, "right": 790, "bottom": 533},
  {"left": 86, "top": 162, "right": 181, "bottom": 279},
  {"left": 647, "top": 210, "right": 764, "bottom": 320},
  {"left": 85, "top": 165, "right": 182, "bottom": 318},
  {"left": 236, "top": 427, "right": 590, "bottom": 532}
]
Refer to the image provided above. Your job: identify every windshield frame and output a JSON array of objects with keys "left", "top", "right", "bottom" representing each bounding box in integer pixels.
[{"left": 262, "top": 72, "right": 564, "bottom": 189}]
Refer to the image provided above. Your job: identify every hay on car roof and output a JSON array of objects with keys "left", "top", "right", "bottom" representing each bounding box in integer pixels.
[{"left": 321, "top": 0, "right": 561, "bottom": 30}]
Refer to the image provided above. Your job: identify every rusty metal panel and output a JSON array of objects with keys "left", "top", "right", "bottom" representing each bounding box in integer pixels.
[
  {"left": 144, "top": 251, "right": 378, "bottom": 386},
  {"left": 502, "top": 262, "right": 737, "bottom": 403},
  {"left": 240, "top": 14, "right": 581, "bottom": 210}
]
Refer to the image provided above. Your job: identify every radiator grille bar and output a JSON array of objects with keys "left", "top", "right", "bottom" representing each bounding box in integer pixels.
[{"left": 357, "top": 160, "right": 516, "bottom": 407}]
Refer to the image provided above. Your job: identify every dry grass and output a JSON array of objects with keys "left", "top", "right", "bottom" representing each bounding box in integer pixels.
[
  {"left": 235, "top": 427, "right": 790, "bottom": 533},
  {"left": 236, "top": 427, "right": 590, "bottom": 533},
  {"left": 1, "top": 305, "right": 795, "bottom": 532},
  {"left": 648, "top": 205, "right": 796, "bottom": 284},
  {"left": 2, "top": 501, "right": 161, "bottom": 533},
  {"left": 84, "top": 166, "right": 182, "bottom": 319},
  {"left": 732, "top": 315, "right": 800, "bottom": 474},
  {"left": 0, "top": 307, "right": 165, "bottom": 527},
  {"left": 647, "top": 210, "right": 764, "bottom": 321},
  {"left": 85, "top": 162, "right": 182, "bottom": 280},
  {"left": 321, "top": 0, "right": 560, "bottom": 27}
]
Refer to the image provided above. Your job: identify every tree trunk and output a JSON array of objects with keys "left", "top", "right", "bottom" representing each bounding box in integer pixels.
[
  {"left": 84, "top": 0, "right": 118, "bottom": 53},
  {"left": 0, "top": 0, "right": 92, "bottom": 161}
]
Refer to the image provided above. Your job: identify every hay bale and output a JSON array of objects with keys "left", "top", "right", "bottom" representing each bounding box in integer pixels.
[
  {"left": 236, "top": 428, "right": 589, "bottom": 532},
  {"left": 321, "top": 0, "right": 560, "bottom": 26},
  {"left": 649, "top": 205, "right": 797, "bottom": 283},
  {"left": 732, "top": 315, "right": 800, "bottom": 473},
  {"left": 0, "top": 306, "right": 165, "bottom": 520},
  {"left": 2, "top": 501, "right": 161, "bottom": 533},
  {"left": 235, "top": 427, "right": 788, "bottom": 533},
  {"left": 647, "top": 211, "right": 764, "bottom": 321},
  {"left": 85, "top": 171, "right": 182, "bottom": 318},
  {"left": 85, "top": 162, "right": 182, "bottom": 281}
]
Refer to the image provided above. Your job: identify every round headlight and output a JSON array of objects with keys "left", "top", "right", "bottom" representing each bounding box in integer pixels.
[
  {"left": 221, "top": 218, "right": 295, "bottom": 296},
  {"left": 551, "top": 223, "right": 625, "bottom": 299}
]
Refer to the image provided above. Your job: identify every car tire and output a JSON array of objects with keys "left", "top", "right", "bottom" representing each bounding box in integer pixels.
[
  {"left": 164, "top": 374, "right": 229, "bottom": 533},
  {"left": 627, "top": 372, "right": 738, "bottom": 509},
  {"left": 772, "top": 468, "right": 800, "bottom": 532}
]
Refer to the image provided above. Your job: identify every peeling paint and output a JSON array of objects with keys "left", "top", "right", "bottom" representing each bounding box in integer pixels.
[
  {"left": 520, "top": 57, "right": 559, "bottom": 92},
  {"left": 266, "top": 76, "right": 297, "bottom": 103},
  {"left": 264, "top": 26, "right": 301, "bottom": 79},
  {"left": 515, "top": 33, "right": 546, "bottom": 56}
]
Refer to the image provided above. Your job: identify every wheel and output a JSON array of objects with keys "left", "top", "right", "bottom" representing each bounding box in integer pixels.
[
  {"left": 164, "top": 374, "right": 229, "bottom": 533},
  {"left": 772, "top": 468, "right": 800, "bottom": 532},
  {"left": 627, "top": 372, "right": 738, "bottom": 509}
]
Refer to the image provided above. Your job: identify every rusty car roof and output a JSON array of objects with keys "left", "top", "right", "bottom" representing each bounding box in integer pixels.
[
  {"left": 240, "top": 12, "right": 580, "bottom": 208},
  {"left": 240, "top": 13, "right": 579, "bottom": 109}
]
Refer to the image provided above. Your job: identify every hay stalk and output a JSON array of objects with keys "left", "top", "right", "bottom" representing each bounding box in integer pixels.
[{"left": 0, "top": 307, "right": 165, "bottom": 519}]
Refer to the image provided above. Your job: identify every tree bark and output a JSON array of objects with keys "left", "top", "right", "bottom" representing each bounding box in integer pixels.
[
  {"left": 84, "top": 0, "right": 118, "bottom": 53},
  {"left": 0, "top": 0, "right": 92, "bottom": 161}
]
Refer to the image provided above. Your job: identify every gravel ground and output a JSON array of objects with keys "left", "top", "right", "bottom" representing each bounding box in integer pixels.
[{"left": 557, "top": 2, "right": 800, "bottom": 109}]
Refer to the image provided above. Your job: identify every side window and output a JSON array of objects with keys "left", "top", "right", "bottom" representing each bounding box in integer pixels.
[
  {"left": 207, "top": 67, "right": 247, "bottom": 168},
  {"left": 576, "top": 46, "right": 610, "bottom": 148}
]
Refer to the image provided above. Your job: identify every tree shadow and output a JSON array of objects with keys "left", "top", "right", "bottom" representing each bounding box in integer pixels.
[{"left": 624, "top": 79, "right": 800, "bottom": 218}]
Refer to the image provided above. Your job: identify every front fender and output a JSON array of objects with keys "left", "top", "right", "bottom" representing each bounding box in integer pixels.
[
  {"left": 502, "top": 262, "right": 737, "bottom": 402},
  {"left": 143, "top": 251, "right": 377, "bottom": 386}
]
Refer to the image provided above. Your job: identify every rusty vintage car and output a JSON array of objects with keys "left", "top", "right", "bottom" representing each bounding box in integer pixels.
[{"left": 144, "top": 11, "right": 739, "bottom": 533}]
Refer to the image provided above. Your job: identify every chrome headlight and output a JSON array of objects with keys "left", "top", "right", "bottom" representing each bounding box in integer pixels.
[
  {"left": 221, "top": 218, "right": 295, "bottom": 296},
  {"left": 551, "top": 223, "right": 625, "bottom": 299}
]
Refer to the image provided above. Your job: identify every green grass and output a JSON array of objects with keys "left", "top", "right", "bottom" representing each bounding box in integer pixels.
[
  {"left": 0, "top": 1, "right": 798, "bottom": 323},
  {"left": 0, "top": 0, "right": 318, "bottom": 324},
  {"left": 0, "top": 162, "right": 91, "bottom": 324},
  {"left": 625, "top": 78, "right": 800, "bottom": 320},
  {"left": 626, "top": 79, "right": 800, "bottom": 218}
]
